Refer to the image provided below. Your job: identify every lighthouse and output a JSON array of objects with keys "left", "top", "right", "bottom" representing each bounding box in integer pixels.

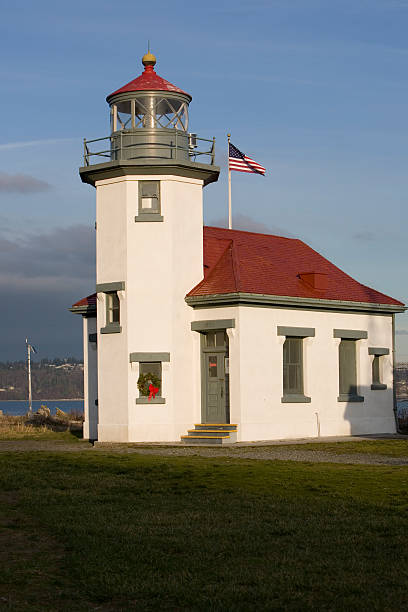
[
  {"left": 79, "top": 51, "right": 219, "bottom": 442},
  {"left": 72, "top": 51, "right": 403, "bottom": 444}
]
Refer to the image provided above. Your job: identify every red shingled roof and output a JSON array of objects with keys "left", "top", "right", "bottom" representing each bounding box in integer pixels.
[
  {"left": 107, "top": 64, "right": 191, "bottom": 102},
  {"left": 71, "top": 293, "right": 96, "bottom": 309},
  {"left": 72, "top": 227, "right": 404, "bottom": 311},
  {"left": 187, "top": 227, "right": 404, "bottom": 306}
]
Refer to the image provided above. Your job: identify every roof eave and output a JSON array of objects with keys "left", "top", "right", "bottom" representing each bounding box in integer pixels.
[
  {"left": 185, "top": 292, "right": 406, "bottom": 314},
  {"left": 69, "top": 305, "right": 97, "bottom": 316}
]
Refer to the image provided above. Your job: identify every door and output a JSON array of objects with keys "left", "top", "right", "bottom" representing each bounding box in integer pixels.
[{"left": 201, "top": 331, "right": 229, "bottom": 424}]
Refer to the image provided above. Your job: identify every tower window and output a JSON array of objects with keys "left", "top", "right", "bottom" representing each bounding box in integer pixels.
[{"left": 106, "top": 292, "right": 120, "bottom": 325}]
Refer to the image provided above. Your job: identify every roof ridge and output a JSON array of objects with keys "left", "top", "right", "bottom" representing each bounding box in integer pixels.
[
  {"left": 204, "top": 225, "right": 297, "bottom": 242},
  {"left": 187, "top": 239, "right": 233, "bottom": 297}
]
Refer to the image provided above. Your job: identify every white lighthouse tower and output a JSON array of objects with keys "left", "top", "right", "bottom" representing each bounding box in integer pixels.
[{"left": 80, "top": 51, "right": 219, "bottom": 442}]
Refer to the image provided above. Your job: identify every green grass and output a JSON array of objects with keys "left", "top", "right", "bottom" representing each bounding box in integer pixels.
[
  {"left": 1, "top": 452, "right": 408, "bottom": 610},
  {"left": 262, "top": 439, "right": 408, "bottom": 457}
]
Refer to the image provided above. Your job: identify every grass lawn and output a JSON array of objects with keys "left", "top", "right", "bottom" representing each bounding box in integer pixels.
[
  {"left": 1, "top": 453, "right": 408, "bottom": 610},
  {"left": 263, "top": 439, "right": 408, "bottom": 458}
]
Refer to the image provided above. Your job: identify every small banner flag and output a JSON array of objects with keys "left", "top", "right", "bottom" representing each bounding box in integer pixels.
[{"left": 228, "top": 143, "right": 265, "bottom": 175}]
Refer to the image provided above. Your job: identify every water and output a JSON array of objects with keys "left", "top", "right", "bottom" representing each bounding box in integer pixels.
[{"left": 0, "top": 399, "right": 84, "bottom": 416}]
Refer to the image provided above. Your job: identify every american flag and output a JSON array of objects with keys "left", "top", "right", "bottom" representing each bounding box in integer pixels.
[{"left": 228, "top": 143, "right": 265, "bottom": 175}]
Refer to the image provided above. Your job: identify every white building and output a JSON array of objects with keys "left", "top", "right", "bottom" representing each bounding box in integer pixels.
[{"left": 71, "top": 51, "right": 405, "bottom": 444}]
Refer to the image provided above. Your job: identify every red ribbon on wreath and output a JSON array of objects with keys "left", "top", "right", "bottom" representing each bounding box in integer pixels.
[{"left": 148, "top": 383, "right": 159, "bottom": 400}]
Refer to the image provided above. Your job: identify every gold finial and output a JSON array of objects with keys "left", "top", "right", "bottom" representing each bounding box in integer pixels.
[{"left": 142, "top": 46, "right": 156, "bottom": 68}]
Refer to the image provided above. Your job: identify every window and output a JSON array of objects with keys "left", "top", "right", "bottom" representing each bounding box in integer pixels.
[
  {"left": 278, "top": 327, "right": 314, "bottom": 403},
  {"left": 338, "top": 339, "right": 364, "bottom": 402},
  {"left": 106, "top": 292, "right": 120, "bottom": 325},
  {"left": 139, "top": 362, "right": 162, "bottom": 397},
  {"left": 96, "top": 281, "right": 124, "bottom": 334},
  {"left": 136, "top": 181, "right": 163, "bottom": 222},
  {"left": 130, "top": 352, "right": 170, "bottom": 404},
  {"left": 369, "top": 347, "right": 389, "bottom": 390}
]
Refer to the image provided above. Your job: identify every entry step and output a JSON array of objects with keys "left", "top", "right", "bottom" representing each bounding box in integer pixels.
[{"left": 181, "top": 423, "right": 237, "bottom": 445}]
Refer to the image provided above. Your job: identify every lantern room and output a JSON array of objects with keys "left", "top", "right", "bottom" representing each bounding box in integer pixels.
[{"left": 105, "top": 51, "right": 192, "bottom": 161}]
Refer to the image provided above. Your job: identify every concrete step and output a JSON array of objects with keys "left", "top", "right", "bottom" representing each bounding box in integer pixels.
[
  {"left": 194, "top": 423, "right": 238, "bottom": 431},
  {"left": 181, "top": 435, "right": 231, "bottom": 445},
  {"left": 187, "top": 429, "right": 234, "bottom": 437}
]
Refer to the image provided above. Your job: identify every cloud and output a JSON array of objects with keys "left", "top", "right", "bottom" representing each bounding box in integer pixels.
[
  {"left": 207, "top": 213, "right": 296, "bottom": 238},
  {"left": 0, "top": 224, "right": 95, "bottom": 360},
  {"left": 0, "top": 224, "right": 95, "bottom": 291},
  {"left": 0, "top": 172, "right": 51, "bottom": 194},
  {"left": 0, "top": 137, "right": 77, "bottom": 151},
  {"left": 396, "top": 329, "right": 408, "bottom": 336}
]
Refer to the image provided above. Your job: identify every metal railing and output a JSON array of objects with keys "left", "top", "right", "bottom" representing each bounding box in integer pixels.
[{"left": 83, "top": 132, "right": 216, "bottom": 166}]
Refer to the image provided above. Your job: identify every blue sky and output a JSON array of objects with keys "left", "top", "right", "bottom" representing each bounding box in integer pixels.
[{"left": 1, "top": 0, "right": 408, "bottom": 360}]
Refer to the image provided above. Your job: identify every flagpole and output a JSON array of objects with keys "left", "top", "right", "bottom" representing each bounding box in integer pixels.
[
  {"left": 227, "top": 133, "right": 232, "bottom": 230},
  {"left": 26, "top": 339, "right": 32, "bottom": 415}
]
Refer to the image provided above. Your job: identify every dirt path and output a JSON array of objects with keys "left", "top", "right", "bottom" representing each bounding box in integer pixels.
[{"left": 1, "top": 439, "right": 408, "bottom": 465}]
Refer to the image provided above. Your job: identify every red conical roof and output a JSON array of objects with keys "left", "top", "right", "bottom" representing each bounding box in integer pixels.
[{"left": 106, "top": 52, "right": 191, "bottom": 102}]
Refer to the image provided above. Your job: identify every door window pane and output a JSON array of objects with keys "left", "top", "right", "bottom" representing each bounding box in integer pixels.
[
  {"left": 206, "top": 332, "right": 215, "bottom": 348},
  {"left": 216, "top": 331, "right": 225, "bottom": 347},
  {"left": 208, "top": 356, "right": 218, "bottom": 378}
]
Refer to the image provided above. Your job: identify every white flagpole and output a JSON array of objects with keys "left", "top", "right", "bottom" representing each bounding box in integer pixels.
[
  {"left": 26, "top": 338, "right": 32, "bottom": 414},
  {"left": 227, "top": 133, "right": 232, "bottom": 230}
]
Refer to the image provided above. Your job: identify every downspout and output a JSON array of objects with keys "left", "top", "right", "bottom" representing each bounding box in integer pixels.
[{"left": 392, "top": 314, "right": 402, "bottom": 433}]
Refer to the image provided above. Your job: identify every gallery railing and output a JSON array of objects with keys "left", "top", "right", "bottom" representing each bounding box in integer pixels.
[{"left": 83, "top": 131, "right": 216, "bottom": 166}]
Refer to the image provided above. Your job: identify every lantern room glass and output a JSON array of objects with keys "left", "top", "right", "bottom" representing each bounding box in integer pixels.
[{"left": 110, "top": 93, "right": 189, "bottom": 134}]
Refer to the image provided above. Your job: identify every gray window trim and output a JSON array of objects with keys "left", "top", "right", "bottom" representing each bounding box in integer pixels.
[
  {"left": 136, "top": 396, "right": 166, "bottom": 404},
  {"left": 371, "top": 383, "right": 387, "bottom": 391},
  {"left": 368, "top": 347, "right": 389, "bottom": 356},
  {"left": 88, "top": 333, "right": 97, "bottom": 343},
  {"left": 191, "top": 319, "right": 235, "bottom": 332},
  {"left": 333, "top": 329, "right": 368, "bottom": 339},
  {"left": 277, "top": 326, "right": 315, "bottom": 337},
  {"left": 96, "top": 281, "right": 125, "bottom": 293},
  {"left": 129, "top": 352, "right": 170, "bottom": 363},
  {"left": 281, "top": 394, "right": 311, "bottom": 403},
  {"left": 337, "top": 394, "right": 364, "bottom": 402},
  {"left": 135, "top": 214, "right": 164, "bottom": 223},
  {"left": 100, "top": 323, "right": 122, "bottom": 334}
]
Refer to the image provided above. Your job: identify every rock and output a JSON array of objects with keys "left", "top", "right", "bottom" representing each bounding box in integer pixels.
[
  {"left": 37, "top": 405, "right": 51, "bottom": 417},
  {"left": 55, "top": 407, "right": 69, "bottom": 420}
]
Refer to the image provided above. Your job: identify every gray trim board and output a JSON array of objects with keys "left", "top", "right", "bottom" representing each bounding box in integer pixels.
[
  {"left": 136, "top": 396, "right": 166, "bottom": 404},
  {"left": 88, "top": 333, "right": 97, "bottom": 343},
  {"left": 130, "top": 352, "right": 170, "bottom": 363},
  {"left": 371, "top": 383, "right": 387, "bottom": 391},
  {"left": 185, "top": 292, "right": 405, "bottom": 314},
  {"left": 100, "top": 323, "right": 122, "bottom": 334},
  {"left": 278, "top": 326, "right": 315, "bottom": 337},
  {"left": 69, "top": 305, "right": 96, "bottom": 317},
  {"left": 80, "top": 159, "right": 220, "bottom": 187},
  {"left": 135, "top": 214, "right": 164, "bottom": 223},
  {"left": 191, "top": 319, "right": 235, "bottom": 332},
  {"left": 281, "top": 394, "right": 311, "bottom": 403},
  {"left": 337, "top": 394, "right": 364, "bottom": 402},
  {"left": 96, "top": 281, "right": 125, "bottom": 293},
  {"left": 333, "top": 329, "right": 368, "bottom": 340},
  {"left": 368, "top": 347, "right": 389, "bottom": 355}
]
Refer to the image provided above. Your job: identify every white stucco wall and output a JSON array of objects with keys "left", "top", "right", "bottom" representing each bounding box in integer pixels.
[
  {"left": 82, "top": 316, "right": 98, "bottom": 440},
  {"left": 193, "top": 305, "right": 396, "bottom": 441},
  {"left": 94, "top": 174, "right": 204, "bottom": 442}
]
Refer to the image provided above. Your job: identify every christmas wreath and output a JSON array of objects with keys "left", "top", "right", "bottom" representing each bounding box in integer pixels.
[{"left": 137, "top": 372, "right": 161, "bottom": 397}]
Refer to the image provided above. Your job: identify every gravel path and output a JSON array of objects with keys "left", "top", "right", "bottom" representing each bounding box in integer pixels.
[{"left": 1, "top": 439, "right": 408, "bottom": 465}]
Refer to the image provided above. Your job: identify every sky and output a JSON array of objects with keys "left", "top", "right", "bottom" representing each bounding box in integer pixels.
[{"left": 1, "top": 0, "right": 408, "bottom": 361}]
